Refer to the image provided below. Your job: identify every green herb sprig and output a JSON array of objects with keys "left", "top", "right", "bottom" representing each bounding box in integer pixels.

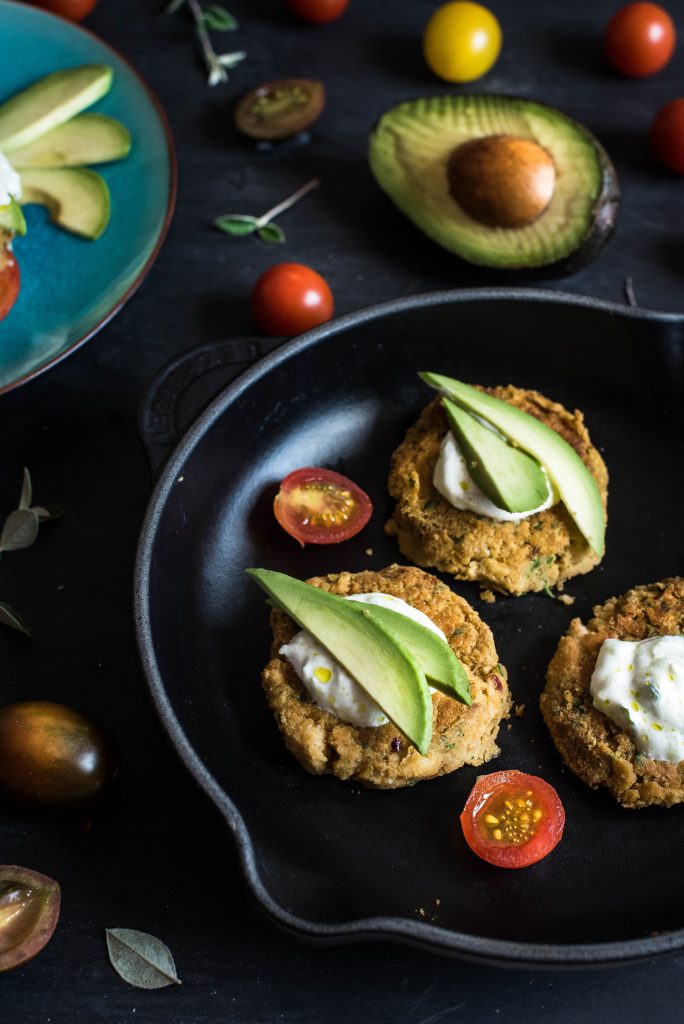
[
  {"left": 166, "top": 0, "right": 245, "bottom": 86},
  {"left": 215, "top": 177, "right": 320, "bottom": 243},
  {"left": 0, "top": 469, "right": 63, "bottom": 637}
]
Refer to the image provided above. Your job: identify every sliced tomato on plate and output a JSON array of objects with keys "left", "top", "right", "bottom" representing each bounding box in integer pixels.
[
  {"left": 460, "top": 769, "right": 565, "bottom": 868},
  {"left": 274, "top": 468, "right": 372, "bottom": 546},
  {"left": 0, "top": 240, "right": 20, "bottom": 323}
]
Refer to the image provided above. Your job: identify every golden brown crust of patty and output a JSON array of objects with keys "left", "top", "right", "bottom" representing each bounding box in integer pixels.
[
  {"left": 385, "top": 386, "right": 608, "bottom": 596},
  {"left": 541, "top": 578, "right": 684, "bottom": 809},
  {"left": 261, "top": 564, "right": 511, "bottom": 789}
]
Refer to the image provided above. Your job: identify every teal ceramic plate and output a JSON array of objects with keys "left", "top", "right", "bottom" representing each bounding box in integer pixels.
[{"left": 0, "top": 0, "right": 176, "bottom": 394}]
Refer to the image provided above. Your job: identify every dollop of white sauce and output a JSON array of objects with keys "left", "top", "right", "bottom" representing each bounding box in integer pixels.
[
  {"left": 0, "top": 152, "right": 22, "bottom": 207},
  {"left": 279, "top": 592, "right": 445, "bottom": 728},
  {"left": 433, "top": 431, "right": 555, "bottom": 522},
  {"left": 590, "top": 636, "right": 684, "bottom": 762}
]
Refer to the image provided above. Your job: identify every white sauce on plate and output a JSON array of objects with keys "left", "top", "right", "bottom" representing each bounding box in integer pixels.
[
  {"left": 433, "top": 431, "right": 555, "bottom": 522},
  {"left": 279, "top": 592, "right": 445, "bottom": 728},
  {"left": 590, "top": 636, "right": 684, "bottom": 762}
]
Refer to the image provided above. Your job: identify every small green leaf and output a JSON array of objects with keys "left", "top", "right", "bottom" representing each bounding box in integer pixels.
[
  {"left": 31, "top": 505, "right": 65, "bottom": 522},
  {"left": 0, "top": 509, "right": 39, "bottom": 552},
  {"left": 105, "top": 928, "right": 181, "bottom": 990},
  {"left": 0, "top": 602, "right": 31, "bottom": 636},
  {"left": 214, "top": 214, "right": 257, "bottom": 236},
  {"left": 165, "top": 0, "right": 187, "bottom": 12},
  {"left": 200, "top": 4, "right": 238, "bottom": 30},
  {"left": 257, "top": 222, "right": 286, "bottom": 244},
  {"left": 19, "top": 468, "right": 32, "bottom": 510}
]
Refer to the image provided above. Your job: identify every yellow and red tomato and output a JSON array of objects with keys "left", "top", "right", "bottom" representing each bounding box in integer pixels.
[
  {"left": 604, "top": 3, "right": 676, "bottom": 77},
  {"left": 423, "top": 1, "right": 502, "bottom": 83}
]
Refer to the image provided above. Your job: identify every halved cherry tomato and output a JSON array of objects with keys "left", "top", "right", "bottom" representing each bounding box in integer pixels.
[
  {"left": 251, "top": 263, "right": 334, "bottom": 336},
  {"left": 0, "top": 243, "right": 20, "bottom": 323},
  {"left": 29, "top": 0, "right": 97, "bottom": 21},
  {"left": 604, "top": 3, "right": 675, "bottom": 77},
  {"left": 274, "top": 468, "right": 372, "bottom": 546},
  {"left": 235, "top": 79, "right": 325, "bottom": 141},
  {"left": 650, "top": 98, "right": 684, "bottom": 174},
  {"left": 287, "top": 0, "right": 349, "bottom": 24},
  {"left": 460, "top": 769, "right": 565, "bottom": 868}
]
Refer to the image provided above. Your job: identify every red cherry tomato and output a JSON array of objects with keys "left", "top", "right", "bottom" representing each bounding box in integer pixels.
[
  {"left": 274, "top": 468, "right": 372, "bottom": 546},
  {"left": 0, "top": 245, "right": 20, "bottom": 323},
  {"left": 287, "top": 0, "right": 349, "bottom": 24},
  {"left": 460, "top": 769, "right": 565, "bottom": 868},
  {"left": 251, "top": 263, "right": 334, "bottom": 336},
  {"left": 28, "top": 0, "right": 97, "bottom": 20},
  {"left": 604, "top": 3, "right": 675, "bottom": 77},
  {"left": 651, "top": 98, "right": 684, "bottom": 174}
]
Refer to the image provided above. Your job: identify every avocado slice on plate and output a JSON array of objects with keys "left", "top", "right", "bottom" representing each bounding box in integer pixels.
[
  {"left": 10, "top": 114, "right": 131, "bottom": 169},
  {"left": 442, "top": 396, "right": 551, "bottom": 514},
  {"left": 369, "top": 94, "right": 619, "bottom": 273},
  {"left": 247, "top": 568, "right": 433, "bottom": 755},
  {"left": 0, "top": 65, "right": 113, "bottom": 154},
  {"left": 421, "top": 373, "right": 605, "bottom": 557},
  {"left": 21, "top": 168, "right": 110, "bottom": 240}
]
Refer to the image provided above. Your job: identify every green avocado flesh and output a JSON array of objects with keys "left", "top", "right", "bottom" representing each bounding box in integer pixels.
[
  {"left": 422, "top": 373, "right": 605, "bottom": 556},
  {"left": 356, "top": 602, "right": 470, "bottom": 705},
  {"left": 0, "top": 65, "right": 113, "bottom": 154},
  {"left": 443, "top": 396, "right": 550, "bottom": 514},
  {"left": 368, "top": 94, "right": 615, "bottom": 270},
  {"left": 10, "top": 114, "right": 131, "bottom": 169},
  {"left": 21, "top": 168, "right": 110, "bottom": 240},
  {"left": 248, "top": 569, "right": 433, "bottom": 754},
  {"left": 0, "top": 198, "right": 26, "bottom": 236}
]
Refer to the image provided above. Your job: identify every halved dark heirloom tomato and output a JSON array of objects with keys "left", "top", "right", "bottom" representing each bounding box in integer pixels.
[
  {"left": 274, "top": 468, "right": 372, "bottom": 546},
  {"left": 460, "top": 769, "right": 565, "bottom": 868},
  {"left": 0, "top": 238, "right": 20, "bottom": 323},
  {"left": 234, "top": 78, "right": 325, "bottom": 141}
]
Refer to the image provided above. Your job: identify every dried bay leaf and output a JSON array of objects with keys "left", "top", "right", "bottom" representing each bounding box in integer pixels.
[
  {"left": 0, "top": 509, "right": 39, "bottom": 552},
  {"left": 19, "top": 467, "right": 32, "bottom": 510},
  {"left": 105, "top": 928, "right": 182, "bottom": 989},
  {"left": 0, "top": 602, "right": 31, "bottom": 636}
]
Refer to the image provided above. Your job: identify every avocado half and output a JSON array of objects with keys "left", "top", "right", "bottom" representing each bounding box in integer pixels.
[{"left": 368, "top": 94, "right": 620, "bottom": 273}]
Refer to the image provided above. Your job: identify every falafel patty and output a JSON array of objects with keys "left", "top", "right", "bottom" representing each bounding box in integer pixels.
[
  {"left": 385, "top": 386, "right": 608, "bottom": 596},
  {"left": 261, "top": 564, "right": 510, "bottom": 789},
  {"left": 541, "top": 578, "right": 684, "bottom": 809}
]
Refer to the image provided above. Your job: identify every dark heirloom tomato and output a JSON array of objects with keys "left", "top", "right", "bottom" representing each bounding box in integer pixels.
[
  {"left": 460, "top": 769, "right": 565, "bottom": 868},
  {"left": 0, "top": 866, "right": 60, "bottom": 972},
  {"left": 0, "top": 701, "right": 119, "bottom": 808},
  {"left": 274, "top": 468, "right": 373, "bottom": 546},
  {"left": 0, "top": 243, "right": 20, "bottom": 323},
  {"left": 235, "top": 79, "right": 325, "bottom": 141}
]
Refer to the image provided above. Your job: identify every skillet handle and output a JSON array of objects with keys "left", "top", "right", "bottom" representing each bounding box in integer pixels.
[{"left": 138, "top": 337, "right": 264, "bottom": 477}]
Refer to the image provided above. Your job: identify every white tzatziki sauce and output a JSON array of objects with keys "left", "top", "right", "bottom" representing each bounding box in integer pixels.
[
  {"left": 433, "top": 431, "right": 555, "bottom": 522},
  {"left": 590, "top": 636, "right": 684, "bottom": 762},
  {"left": 0, "top": 152, "right": 22, "bottom": 207},
  {"left": 279, "top": 592, "right": 445, "bottom": 728}
]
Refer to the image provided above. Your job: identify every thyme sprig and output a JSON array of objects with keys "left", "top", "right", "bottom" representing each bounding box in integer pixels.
[
  {"left": 215, "top": 177, "right": 320, "bottom": 243},
  {"left": 166, "top": 0, "right": 246, "bottom": 87},
  {"left": 0, "top": 468, "right": 63, "bottom": 637}
]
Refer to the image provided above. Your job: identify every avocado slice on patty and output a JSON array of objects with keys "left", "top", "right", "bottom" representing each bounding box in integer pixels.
[{"left": 368, "top": 94, "right": 620, "bottom": 272}]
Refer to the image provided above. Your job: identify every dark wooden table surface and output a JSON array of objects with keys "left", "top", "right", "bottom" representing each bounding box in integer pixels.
[{"left": 3, "top": 0, "right": 684, "bottom": 1021}]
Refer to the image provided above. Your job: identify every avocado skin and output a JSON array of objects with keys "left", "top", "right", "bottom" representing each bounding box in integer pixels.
[{"left": 368, "top": 94, "right": 620, "bottom": 277}]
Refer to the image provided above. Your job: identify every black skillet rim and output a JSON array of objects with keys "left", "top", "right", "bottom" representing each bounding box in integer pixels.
[{"left": 134, "top": 287, "right": 684, "bottom": 969}]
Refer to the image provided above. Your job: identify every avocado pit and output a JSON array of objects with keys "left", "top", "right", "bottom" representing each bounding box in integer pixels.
[{"left": 447, "top": 134, "right": 556, "bottom": 229}]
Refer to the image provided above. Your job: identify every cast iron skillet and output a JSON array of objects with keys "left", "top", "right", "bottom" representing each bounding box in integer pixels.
[{"left": 134, "top": 289, "right": 684, "bottom": 968}]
